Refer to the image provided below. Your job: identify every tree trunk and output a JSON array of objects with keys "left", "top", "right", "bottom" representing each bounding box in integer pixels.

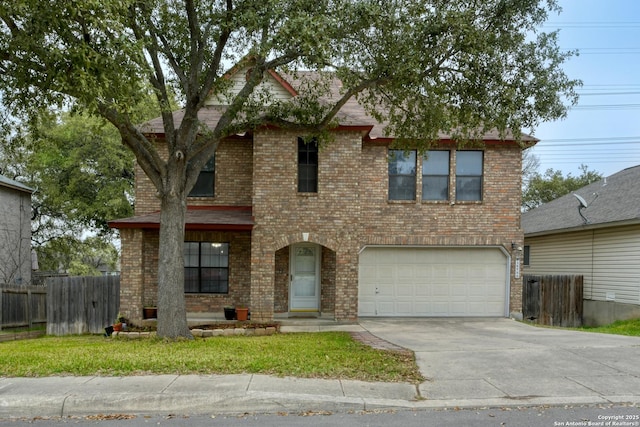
[{"left": 156, "top": 192, "right": 193, "bottom": 339}]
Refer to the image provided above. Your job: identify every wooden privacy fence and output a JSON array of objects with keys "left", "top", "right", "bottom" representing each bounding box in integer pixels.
[
  {"left": 523, "top": 274, "right": 583, "bottom": 327},
  {"left": 47, "top": 275, "right": 120, "bottom": 335},
  {"left": 0, "top": 285, "right": 47, "bottom": 330}
]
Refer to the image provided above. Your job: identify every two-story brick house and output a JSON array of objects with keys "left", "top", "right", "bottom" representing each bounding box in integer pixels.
[{"left": 110, "top": 69, "right": 532, "bottom": 323}]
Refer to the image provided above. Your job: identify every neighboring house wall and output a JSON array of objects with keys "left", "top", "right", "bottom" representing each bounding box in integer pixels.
[
  {"left": 524, "top": 224, "right": 640, "bottom": 325},
  {"left": 0, "top": 181, "right": 33, "bottom": 285}
]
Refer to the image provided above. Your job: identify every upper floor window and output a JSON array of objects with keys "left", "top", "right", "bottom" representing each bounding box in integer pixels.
[
  {"left": 388, "top": 149, "right": 416, "bottom": 200},
  {"left": 456, "top": 151, "right": 483, "bottom": 201},
  {"left": 184, "top": 242, "right": 229, "bottom": 294},
  {"left": 189, "top": 156, "right": 215, "bottom": 197},
  {"left": 422, "top": 150, "right": 450, "bottom": 201},
  {"left": 298, "top": 137, "right": 318, "bottom": 193}
]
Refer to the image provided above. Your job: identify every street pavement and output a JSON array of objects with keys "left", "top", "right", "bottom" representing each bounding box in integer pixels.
[{"left": 1, "top": 318, "right": 639, "bottom": 418}]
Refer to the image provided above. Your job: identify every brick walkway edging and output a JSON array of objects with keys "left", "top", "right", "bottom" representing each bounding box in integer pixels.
[{"left": 349, "top": 331, "right": 412, "bottom": 354}]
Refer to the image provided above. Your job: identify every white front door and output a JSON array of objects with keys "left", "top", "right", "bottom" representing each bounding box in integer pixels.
[{"left": 290, "top": 243, "right": 320, "bottom": 312}]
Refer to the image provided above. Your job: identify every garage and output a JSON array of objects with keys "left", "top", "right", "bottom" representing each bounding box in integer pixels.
[{"left": 358, "top": 247, "right": 509, "bottom": 317}]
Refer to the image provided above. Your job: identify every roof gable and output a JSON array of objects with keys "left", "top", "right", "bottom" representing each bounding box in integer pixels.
[
  {"left": 205, "top": 67, "right": 297, "bottom": 106},
  {"left": 140, "top": 70, "right": 537, "bottom": 144},
  {"left": 522, "top": 165, "right": 640, "bottom": 236}
]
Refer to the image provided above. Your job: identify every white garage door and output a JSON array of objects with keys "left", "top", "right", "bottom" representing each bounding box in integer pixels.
[{"left": 358, "top": 247, "right": 508, "bottom": 317}]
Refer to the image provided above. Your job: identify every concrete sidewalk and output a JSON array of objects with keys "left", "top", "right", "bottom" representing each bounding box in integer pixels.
[
  {"left": 0, "top": 374, "right": 420, "bottom": 418},
  {"left": 1, "top": 318, "right": 639, "bottom": 418}
]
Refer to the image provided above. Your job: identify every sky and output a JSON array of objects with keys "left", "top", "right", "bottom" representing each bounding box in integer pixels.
[{"left": 528, "top": 0, "right": 640, "bottom": 178}]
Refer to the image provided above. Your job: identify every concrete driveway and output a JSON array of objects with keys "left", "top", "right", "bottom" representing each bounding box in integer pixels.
[{"left": 359, "top": 318, "right": 640, "bottom": 405}]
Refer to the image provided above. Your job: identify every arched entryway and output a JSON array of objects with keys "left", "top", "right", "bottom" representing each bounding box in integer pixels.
[{"left": 274, "top": 243, "right": 336, "bottom": 318}]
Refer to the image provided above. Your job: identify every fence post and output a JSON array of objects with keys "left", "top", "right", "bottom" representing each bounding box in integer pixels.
[{"left": 27, "top": 287, "right": 31, "bottom": 329}]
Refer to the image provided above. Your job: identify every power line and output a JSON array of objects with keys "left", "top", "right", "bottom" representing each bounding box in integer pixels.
[
  {"left": 581, "top": 84, "right": 640, "bottom": 87},
  {"left": 570, "top": 104, "right": 640, "bottom": 110},
  {"left": 577, "top": 92, "right": 640, "bottom": 96},
  {"left": 544, "top": 22, "right": 640, "bottom": 28},
  {"left": 565, "top": 49, "right": 640, "bottom": 55},
  {"left": 536, "top": 137, "right": 640, "bottom": 144}
]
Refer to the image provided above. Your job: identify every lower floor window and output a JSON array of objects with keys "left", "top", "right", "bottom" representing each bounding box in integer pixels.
[{"left": 184, "top": 242, "right": 229, "bottom": 293}]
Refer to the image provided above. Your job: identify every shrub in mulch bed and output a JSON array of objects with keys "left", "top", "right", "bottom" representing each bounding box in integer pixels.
[{"left": 193, "top": 322, "right": 280, "bottom": 331}]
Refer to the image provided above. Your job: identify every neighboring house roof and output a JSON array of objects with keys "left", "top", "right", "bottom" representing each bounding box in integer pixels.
[
  {"left": 139, "top": 70, "right": 538, "bottom": 144},
  {"left": 0, "top": 175, "right": 34, "bottom": 194},
  {"left": 109, "top": 206, "right": 254, "bottom": 231},
  {"left": 522, "top": 165, "right": 640, "bottom": 237}
]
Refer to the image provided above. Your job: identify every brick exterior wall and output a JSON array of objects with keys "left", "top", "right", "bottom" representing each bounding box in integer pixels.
[
  {"left": 274, "top": 247, "right": 289, "bottom": 313},
  {"left": 249, "top": 130, "right": 361, "bottom": 320},
  {"left": 118, "top": 228, "right": 144, "bottom": 320},
  {"left": 134, "top": 137, "right": 253, "bottom": 215},
  {"left": 360, "top": 144, "right": 523, "bottom": 314},
  {"left": 120, "top": 126, "right": 524, "bottom": 322},
  {"left": 320, "top": 246, "right": 336, "bottom": 313}
]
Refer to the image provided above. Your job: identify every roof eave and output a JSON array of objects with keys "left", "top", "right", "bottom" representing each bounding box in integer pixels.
[
  {"left": 108, "top": 221, "right": 253, "bottom": 231},
  {"left": 524, "top": 217, "right": 640, "bottom": 238}
]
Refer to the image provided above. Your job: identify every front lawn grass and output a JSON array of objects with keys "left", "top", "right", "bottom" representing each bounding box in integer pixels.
[
  {"left": 578, "top": 318, "right": 640, "bottom": 336},
  {"left": 0, "top": 332, "right": 424, "bottom": 383}
]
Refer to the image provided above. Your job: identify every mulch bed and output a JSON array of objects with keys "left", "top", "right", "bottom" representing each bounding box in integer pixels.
[{"left": 126, "top": 322, "right": 280, "bottom": 333}]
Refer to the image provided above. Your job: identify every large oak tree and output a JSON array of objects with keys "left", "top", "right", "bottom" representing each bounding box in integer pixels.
[{"left": 1, "top": 0, "right": 579, "bottom": 338}]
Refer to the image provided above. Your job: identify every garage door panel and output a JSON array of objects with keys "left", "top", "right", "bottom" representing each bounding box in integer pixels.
[
  {"left": 376, "top": 301, "right": 395, "bottom": 315},
  {"left": 415, "top": 284, "right": 429, "bottom": 297},
  {"left": 395, "top": 284, "right": 413, "bottom": 297},
  {"left": 358, "top": 247, "right": 507, "bottom": 317},
  {"left": 432, "top": 283, "right": 449, "bottom": 297},
  {"left": 359, "top": 301, "right": 375, "bottom": 316},
  {"left": 413, "top": 302, "right": 430, "bottom": 314},
  {"left": 377, "top": 265, "right": 394, "bottom": 280},
  {"left": 396, "top": 301, "right": 413, "bottom": 313}
]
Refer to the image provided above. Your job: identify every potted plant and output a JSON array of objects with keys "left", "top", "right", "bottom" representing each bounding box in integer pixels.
[
  {"left": 143, "top": 305, "right": 158, "bottom": 319},
  {"left": 113, "top": 312, "right": 126, "bottom": 332},
  {"left": 223, "top": 306, "right": 236, "bottom": 320},
  {"left": 235, "top": 307, "right": 249, "bottom": 321}
]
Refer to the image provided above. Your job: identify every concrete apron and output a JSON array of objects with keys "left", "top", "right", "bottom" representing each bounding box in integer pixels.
[{"left": 358, "top": 317, "right": 640, "bottom": 406}]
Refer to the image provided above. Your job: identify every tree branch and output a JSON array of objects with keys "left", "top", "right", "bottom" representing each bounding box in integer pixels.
[
  {"left": 185, "top": 0, "right": 202, "bottom": 96},
  {"left": 97, "top": 103, "right": 166, "bottom": 191},
  {"left": 197, "top": 0, "right": 234, "bottom": 110},
  {"left": 128, "top": 4, "right": 177, "bottom": 147}
]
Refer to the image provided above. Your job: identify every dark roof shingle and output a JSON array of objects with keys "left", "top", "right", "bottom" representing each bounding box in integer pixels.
[
  {"left": 109, "top": 207, "right": 253, "bottom": 231},
  {"left": 139, "top": 71, "right": 537, "bottom": 143},
  {"left": 522, "top": 165, "right": 640, "bottom": 236}
]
